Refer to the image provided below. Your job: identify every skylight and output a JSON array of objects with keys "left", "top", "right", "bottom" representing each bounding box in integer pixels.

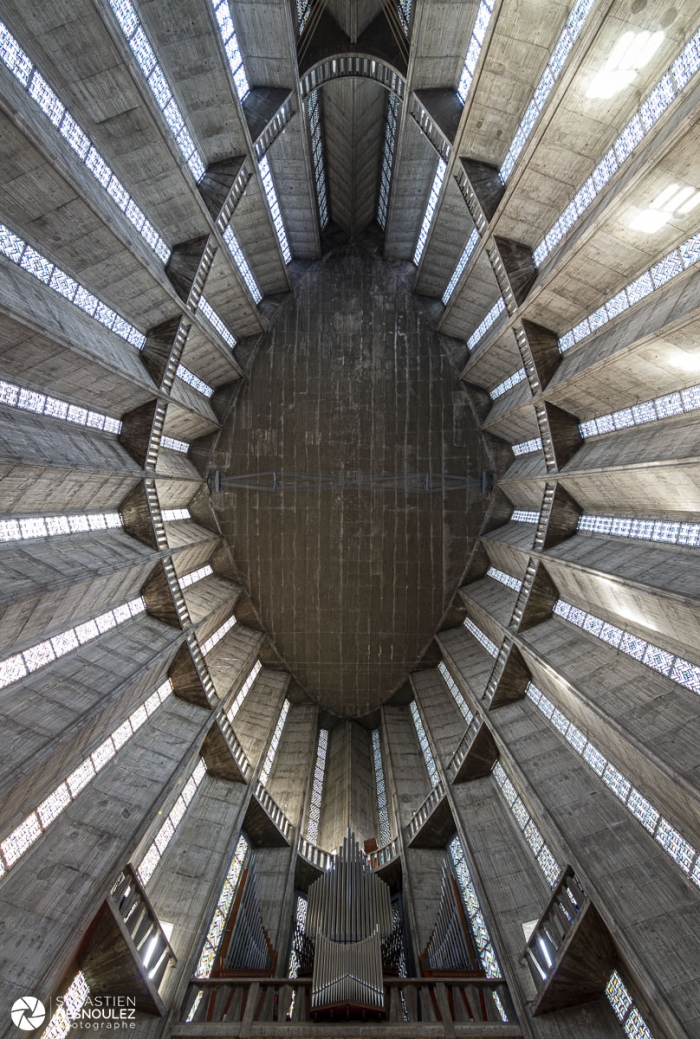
[
  {"left": 107, "top": 0, "right": 206, "bottom": 181},
  {"left": 0, "top": 511, "right": 122, "bottom": 542},
  {"left": 0, "top": 20, "right": 169, "bottom": 262},
  {"left": 500, "top": 0, "right": 596, "bottom": 182},
  {"left": 0, "top": 224, "right": 145, "bottom": 348},
  {"left": 629, "top": 182, "right": 700, "bottom": 233},
  {"left": 0, "top": 679, "right": 172, "bottom": 877},
  {"left": 534, "top": 27, "right": 700, "bottom": 267},
  {"left": 0, "top": 379, "right": 121, "bottom": 434},
  {"left": 586, "top": 30, "right": 664, "bottom": 99},
  {"left": 137, "top": 759, "right": 208, "bottom": 885},
  {"left": 413, "top": 159, "right": 447, "bottom": 265},
  {"left": 0, "top": 597, "right": 146, "bottom": 691},
  {"left": 259, "top": 156, "right": 291, "bottom": 264},
  {"left": 559, "top": 229, "right": 700, "bottom": 351}
]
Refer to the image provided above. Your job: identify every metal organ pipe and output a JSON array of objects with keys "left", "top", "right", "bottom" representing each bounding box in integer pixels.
[{"left": 307, "top": 830, "right": 392, "bottom": 1012}]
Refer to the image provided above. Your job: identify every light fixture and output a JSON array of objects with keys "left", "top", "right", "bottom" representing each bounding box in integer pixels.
[
  {"left": 629, "top": 182, "right": 700, "bottom": 232},
  {"left": 586, "top": 30, "right": 664, "bottom": 99}
]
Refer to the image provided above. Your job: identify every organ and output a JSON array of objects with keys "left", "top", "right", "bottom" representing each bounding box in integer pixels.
[
  {"left": 420, "top": 861, "right": 482, "bottom": 977},
  {"left": 306, "top": 830, "right": 393, "bottom": 1017},
  {"left": 212, "top": 856, "right": 277, "bottom": 977}
]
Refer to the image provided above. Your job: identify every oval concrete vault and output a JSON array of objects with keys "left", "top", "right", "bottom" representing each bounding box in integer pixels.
[{"left": 209, "top": 236, "right": 491, "bottom": 715}]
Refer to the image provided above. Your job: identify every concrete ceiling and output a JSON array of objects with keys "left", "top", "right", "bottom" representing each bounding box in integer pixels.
[{"left": 210, "top": 239, "right": 491, "bottom": 716}]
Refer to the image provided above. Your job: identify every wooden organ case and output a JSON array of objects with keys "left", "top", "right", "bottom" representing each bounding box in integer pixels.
[{"left": 212, "top": 856, "right": 277, "bottom": 978}]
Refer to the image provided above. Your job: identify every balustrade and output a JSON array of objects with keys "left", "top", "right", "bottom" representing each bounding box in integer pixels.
[
  {"left": 524, "top": 868, "right": 616, "bottom": 1014},
  {"left": 176, "top": 977, "right": 521, "bottom": 1034}
]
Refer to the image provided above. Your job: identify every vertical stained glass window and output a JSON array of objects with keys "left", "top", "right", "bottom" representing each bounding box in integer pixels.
[
  {"left": 259, "top": 156, "right": 291, "bottom": 263},
  {"left": 306, "top": 728, "right": 329, "bottom": 845},
  {"left": 438, "top": 661, "right": 474, "bottom": 724},
  {"left": 500, "top": 0, "right": 597, "bottom": 181},
  {"left": 413, "top": 158, "right": 447, "bottom": 265},
  {"left": 209, "top": 0, "right": 250, "bottom": 101},
  {"left": 107, "top": 0, "right": 206, "bottom": 181},
  {"left": 457, "top": 0, "right": 496, "bottom": 103},
  {"left": 492, "top": 762, "right": 562, "bottom": 887},
  {"left": 137, "top": 759, "right": 208, "bottom": 886},
  {"left": 296, "top": 0, "right": 312, "bottom": 34},
  {"left": 259, "top": 699, "right": 291, "bottom": 787},
  {"left": 378, "top": 93, "right": 400, "bottom": 229},
  {"left": 307, "top": 90, "right": 328, "bottom": 229},
  {"left": 410, "top": 702, "right": 440, "bottom": 787},
  {"left": 397, "top": 0, "right": 412, "bottom": 35},
  {"left": 0, "top": 19, "right": 169, "bottom": 261},
  {"left": 605, "top": 971, "right": 655, "bottom": 1038},
  {"left": 372, "top": 729, "right": 392, "bottom": 846},
  {"left": 449, "top": 835, "right": 507, "bottom": 1022},
  {"left": 194, "top": 833, "right": 249, "bottom": 978},
  {"left": 227, "top": 660, "right": 262, "bottom": 721}
]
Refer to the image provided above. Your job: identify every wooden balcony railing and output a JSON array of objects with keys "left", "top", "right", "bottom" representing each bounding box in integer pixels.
[
  {"left": 110, "top": 866, "right": 177, "bottom": 991},
  {"left": 175, "top": 977, "right": 522, "bottom": 1035},
  {"left": 406, "top": 781, "right": 445, "bottom": 844},
  {"left": 448, "top": 717, "right": 498, "bottom": 783},
  {"left": 79, "top": 865, "right": 177, "bottom": 1014},
  {"left": 366, "top": 838, "right": 399, "bottom": 871},
  {"left": 298, "top": 836, "right": 333, "bottom": 872},
  {"left": 253, "top": 781, "right": 294, "bottom": 844},
  {"left": 524, "top": 867, "right": 616, "bottom": 1014}
]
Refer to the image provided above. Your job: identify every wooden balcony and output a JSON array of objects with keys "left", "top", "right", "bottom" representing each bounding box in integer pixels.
[
  {"left": 449, "top": 718, "right": 498, "bottom": 783},
  {"left": 242, "top": 782, "right": 294, "bottom": 847},
  {"left": 524, "top": 868, "right": 616, "bottom": 1014},
  {"left": 201, "top": 715, "right": 250, "bottom": 783},
  {"left": 406, "top": 782, "right": 456, "bottom": 849},
  {"left": 175, "top": 977, "right": 523, "bottom": 1036},
  {"left": 79, "top": 866, "right": 176, "bottom": 1015}
]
